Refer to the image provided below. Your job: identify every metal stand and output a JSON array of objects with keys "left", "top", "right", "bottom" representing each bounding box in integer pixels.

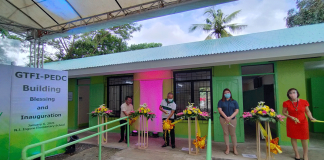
[{"left": 28, "top": 32, "right": 45, "bottom": 68}]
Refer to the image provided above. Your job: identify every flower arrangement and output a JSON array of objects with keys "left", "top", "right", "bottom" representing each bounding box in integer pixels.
[
  {"left": 129, "top": 103, "right": 156, "bottom": 121},
  {"left": 176, "top": 102, "right": 210, "bottom": 120},
  {"left": 242, "top": 101, "right": 286, "bottom": 123},
  {"left": 89, "top": 104, "right": 113, "bottom": 118}
]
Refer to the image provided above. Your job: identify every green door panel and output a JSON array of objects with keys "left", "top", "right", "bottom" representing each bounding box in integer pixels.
[
  {"left": 213, "top": 76, "right": 244, "bottom": 142},
  {"left": 310, "top": 77, "right": 324, "bottom": 133},
  {"left": 89, "top": 83, "right": 104, "bottom": 131}
]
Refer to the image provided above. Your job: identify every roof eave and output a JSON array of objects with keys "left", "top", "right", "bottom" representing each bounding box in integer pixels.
[{"left": 65, "top": 42, "right": 324, "bottom": 78}]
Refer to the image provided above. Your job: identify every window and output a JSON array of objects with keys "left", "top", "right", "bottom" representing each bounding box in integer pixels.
[
  {"left": 174, "top": 70, "right": 212, "bottom": 119},
  {"left": 107, "top": 76, "right": 133, "bottom": 117}
]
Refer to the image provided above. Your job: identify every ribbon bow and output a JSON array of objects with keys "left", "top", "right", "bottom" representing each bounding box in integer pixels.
[
  {"left": 193, "top": 133, "right": 206, "bottom": 149},
  {"left": 268, "top": 137, "right": 282, "bottom": 154}
]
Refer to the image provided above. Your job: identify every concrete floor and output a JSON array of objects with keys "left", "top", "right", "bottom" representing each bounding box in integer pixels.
[{"left": 62, "top": 129, "right": 324, "bottom": 160}]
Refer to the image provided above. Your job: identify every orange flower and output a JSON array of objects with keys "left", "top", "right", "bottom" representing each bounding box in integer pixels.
[{"left": 193, "top": 133, "right": 206, "bottom": 149}]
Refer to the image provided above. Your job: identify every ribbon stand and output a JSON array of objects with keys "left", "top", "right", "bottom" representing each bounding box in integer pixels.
[
  {"left": 138, "top": 115, "right": 148, "bottom": 149},
  {"left": 256, "top": 121, "right": 271, "bottom": 160},
  {"left": 188, "top": 117, "right": 199, "bottom": 155},
  {"left": 97, "top": 116, "right": 108, "bottom": 144}
]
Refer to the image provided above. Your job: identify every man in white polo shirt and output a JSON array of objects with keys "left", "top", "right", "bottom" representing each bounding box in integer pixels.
[
  {"left": 159, "top": 92, "right": 176, "bottom": 148},
  {"left": 119, "top": 96, "right": 134, "bottom": 143}
]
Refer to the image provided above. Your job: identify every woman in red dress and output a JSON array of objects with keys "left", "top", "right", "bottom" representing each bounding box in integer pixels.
[{"left": 282, "top": 88, "right": 316, "bottom": 160}]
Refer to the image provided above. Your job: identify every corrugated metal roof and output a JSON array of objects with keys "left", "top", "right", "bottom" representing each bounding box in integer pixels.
[{"left": 44, "top": 23, "right": 324, "bottom": 71}]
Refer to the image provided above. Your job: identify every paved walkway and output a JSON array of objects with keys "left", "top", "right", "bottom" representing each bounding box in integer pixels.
[{"left": 60, "top": 130, "right": 323, "bottom": 160}]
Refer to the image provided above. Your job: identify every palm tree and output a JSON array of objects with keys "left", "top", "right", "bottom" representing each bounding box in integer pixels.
[{"left": 189, "top": 8, "right": 247, "bottom": 40}]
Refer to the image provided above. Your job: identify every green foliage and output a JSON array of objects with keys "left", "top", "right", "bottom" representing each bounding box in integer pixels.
[
  {"left": 286, "top": 0, "right": 324, "bottom": 28},
  {"left": 0, "top": 28, "right": 22, "bottom": 41},
  {"left": 45, "top": 23, "right": 162, "bottom": 62},
  {"left": 189, "top": 8, "right": 247, "bottom": 39},
  {"left": 127, "top": 43, "right": 162, "bottom": 51}
]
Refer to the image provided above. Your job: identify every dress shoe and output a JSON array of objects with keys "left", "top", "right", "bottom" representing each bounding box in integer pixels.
[{"left": 161, "top": 144, "right": 169, "bottom": 147}]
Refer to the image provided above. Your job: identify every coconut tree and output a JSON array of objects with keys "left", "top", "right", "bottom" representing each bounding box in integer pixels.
[{"left": 189, "top": 8, "right": 247, "bottom": 40}]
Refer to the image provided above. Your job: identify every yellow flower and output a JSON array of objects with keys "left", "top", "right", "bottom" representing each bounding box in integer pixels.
[
  {"left": 265, "top": 105, "right": 270, "bottom": 109},
  {"left": 258, "top": 111, "right": 263, "bottom": 115},
  {"left": 183, "top": 110, "right": 187, "bottom": 114},
  {"left": 147, "top": 108, "right": 150, "bottom": 112},
  {"left": 265, "top": 108, "right": 270, "bottom": 112},
  {"left": 140, "top": 107, "right": 144, "bottom": 110},
  {"left": 187, "top": 110, "right": 192, "bottom": 115},
  {"left": 270, "top": 112, "right": 275, "bottom": 117},
  {"left": 198, "top": 110, "right": 202, "bottom": 114},
  {"left": 144, "top": 110, "right": 147, "bottom": 113}
]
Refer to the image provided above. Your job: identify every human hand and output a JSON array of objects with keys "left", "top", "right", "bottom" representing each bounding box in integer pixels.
[
  {"left": 290, "top": 116, "right": 300, "bottom": 124},
  {"left": 225, "top": 117, "right": 231, "bottom": 123},
  {"left": 310, "top": 117, "right": 316, "bottom": 121}
]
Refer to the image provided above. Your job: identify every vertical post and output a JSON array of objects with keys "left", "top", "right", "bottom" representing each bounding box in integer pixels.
[
  {"left": 97, "top": 116, "right": 100, "bottom": 144},
  {"left": 143, "top": 116, "right": 146, "bottom": 148},
  {"left": 101, "top": 116, "right": 104, "bottom": 143},
  {"left": 146, "top": 118, "right": 148, "bottom": 147},
  {"left": 140, "top": 116, "right": 142, "bottom": 148},
  {"left": 29, "top": 41, "right": 32, "bottom": 67},
  {"left": 206, "top": 119, "right": 212, "bottom": 160},
  {"left": 256, "top": 121, "right": 260, "bottom": 160},
  {"left": 41, "top": 42, "right": 44, "bottom": 68},
  {"left": 138, "top": 116, "right": 140, "bottom": 147},
  {"left": 41, "top": 144, "right": 45, "bottom": 160},
  {"left": 267, "top": 122, "right": 271, "bottom": 160},
  {"left": 99, "top": 124, "right": 102, "bottom": 160},
  {"left": 127, "top": 117, "right": 130, "bottom": 147},
  {"left": 33, "top": 32, "right": 36, "bottom": 68},
  {"left": 188, "top": 118, "right": 191, "bottom": 154},
  {"left": 195, "top": 117, "right": 198, "bottom": 154},
  {"left": 37, "top": 40, "right": 40, "bottom": 68}
]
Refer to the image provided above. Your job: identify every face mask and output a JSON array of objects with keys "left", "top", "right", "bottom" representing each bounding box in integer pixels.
[
  {"left": 168, "top": 99, "right": 173, "bottom": 102},
  {"left": 224, "top": 93, "right": 231, "bottom": 99}
]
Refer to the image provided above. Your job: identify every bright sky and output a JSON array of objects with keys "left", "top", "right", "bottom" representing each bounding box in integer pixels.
[{"left": 0, "top": 0, "right": 295, "bottom": 66}]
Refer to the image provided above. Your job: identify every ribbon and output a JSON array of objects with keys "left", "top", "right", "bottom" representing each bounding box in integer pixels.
[
  {"left": 162, "top": 119, "right": 183, "bottom": 144},
  {"left": 311, "top": 120, "right": 324, "bottom": 123},
  {"left": 193, "top": 120, "right": 206, "bottom": 149},
  {"left": 129, "top": 116, "right": 138, "bottom": 126},
  {"left": 193, "top": 133, "right": 206, "bottom": 149},
  {"left": 258, "top": 122, "right": 282, "bottom": 155}
]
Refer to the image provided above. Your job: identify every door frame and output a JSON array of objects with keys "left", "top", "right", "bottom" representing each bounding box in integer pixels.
[
  {"left": 77, "top": 78, "right": 91, "bottom": 128},
  {"left": 239, "top": 62, "right": 279, "bottom": 139}
]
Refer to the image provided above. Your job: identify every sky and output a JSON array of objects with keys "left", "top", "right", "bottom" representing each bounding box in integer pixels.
[{"left": 0, "top": 0, "right": 296, "bottom": 66}]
